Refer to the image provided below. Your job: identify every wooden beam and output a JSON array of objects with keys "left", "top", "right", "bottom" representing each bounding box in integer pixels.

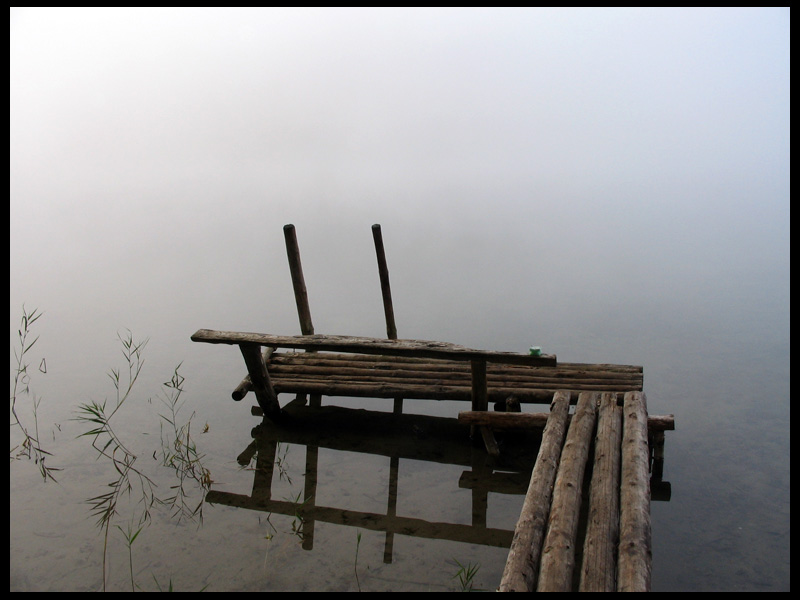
[
  {"left": 192, "top": 329, "right": 557, "bottom": 366},
  {"left": 617, "top": 391, "right": 652, "bottom": 592},
  {"left": 499, "top": 391, "right": 572, "bottom": 592},
  {"left": 239, "top": 343, "right": 281, "bottom": 419},
  {"left": 579, "top": 392, "right": 622, "bottom": 592},
  {"left": 537, "top": 391, "right": 599, "bottom": 592}
]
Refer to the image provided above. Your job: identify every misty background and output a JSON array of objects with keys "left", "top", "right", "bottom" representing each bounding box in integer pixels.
[{"left": 10, "top": 7, "right": 789, "bottom": 592}]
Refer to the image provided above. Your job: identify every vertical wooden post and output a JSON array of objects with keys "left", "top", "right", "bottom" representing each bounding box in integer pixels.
[
  {"left": 283, "top": 224, "right": 314, "bottom": 336},
  {"left": 470, "top": 359, "right": 488, "bottom": 412},
  {"left": 470, "top": 358, "right": 499, "bottom": 456},
  {"left": 372, "top": 224, "right": 404, "bottom": 414},
  {"left": 239, "top": 343, "right": 281, "bottom": 419},
  {"left": 283, "top": 224, "right": 320, "bottom": 407},
  {"left": 371, "top": 224, "right": 397, "bottom": 340}
]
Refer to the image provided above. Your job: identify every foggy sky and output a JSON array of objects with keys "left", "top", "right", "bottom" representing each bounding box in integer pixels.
[{"left": 10, "top": 7, "right": 790, "bottom": 365}]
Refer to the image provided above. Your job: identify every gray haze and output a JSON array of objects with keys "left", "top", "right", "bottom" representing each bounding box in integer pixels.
[
  {"left": 11, "top": 8, "right": 789, "bottom": 334},
  {"left": 9, "top": 8, "right": 790, "bottom": 592}
]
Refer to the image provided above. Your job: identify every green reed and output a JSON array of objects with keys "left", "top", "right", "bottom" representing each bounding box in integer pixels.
[
  {"left": 75, "top": 330, "right": 211, "bottom": 591},
  {"left": 10, "top": 306, "right": 60, "bottom": 482}
]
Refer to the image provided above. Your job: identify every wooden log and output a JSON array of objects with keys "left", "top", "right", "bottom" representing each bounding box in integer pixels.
[
  {"left": 191, "top": 329, "right": 557, "bottom": 366},
  {"left": 617, "top": 391, "right": 652, "bottom": 592},
  {"left": 537, "top": 391, "right": 599, "bottom": 592},
  {"left": 372, "top": 224, "right": 398, "bottom": 341},
  {"left": 579, "top": 392, "right": 622, "bottom": 591},
  {"left": 272, "top": 352, "right": 641, "bottom": 371},
  {"left": 457, "top": 410, "right": 673, "bottom": 433},
  {"left": 265, "top": 361, "right": 642, "bottom": 388},
  {"left": 239, "top": 343, "right": 281, "bottom": 419},
  {"left": 267, "top": 380, "right": 580, "bottom": 404},
  {"left": 499, "top": 391, "right": 571, "bottom": 592},
  {"left": 283, "top": 224, "right": 314, "bottom": 336},
  {"left": 232, "top": 347, "right": 274, "bottom": 400}
]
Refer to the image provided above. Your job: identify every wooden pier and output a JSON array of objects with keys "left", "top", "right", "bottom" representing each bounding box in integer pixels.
[{"left": 191, "top": 224, "right": 674, "bottom": 592}]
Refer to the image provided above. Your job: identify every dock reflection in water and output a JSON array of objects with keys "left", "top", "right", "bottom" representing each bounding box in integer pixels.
[
  {"left": 205, "top": 396, "right": 671, "bottom": 591},
  {"left": 205, "top": 397, "right": 543, "bottom": 565}
]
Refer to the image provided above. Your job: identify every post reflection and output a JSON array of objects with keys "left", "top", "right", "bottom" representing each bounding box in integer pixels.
[{"left": 205, "top": 398, "right": 543, "bottom": 562}]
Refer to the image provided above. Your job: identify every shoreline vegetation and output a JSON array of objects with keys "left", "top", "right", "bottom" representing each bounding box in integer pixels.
[{"left": 10, "top": 306, "right": 484, "bottom": 591}]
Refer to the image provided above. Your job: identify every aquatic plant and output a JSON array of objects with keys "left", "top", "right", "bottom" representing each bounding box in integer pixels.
[
  {"left": 354, "top": 530, "right": 363, "bottom": 592},
  {"left": 155, "top": 363, "right": 212, "bottom": 523},
  {"left": 75, "top": 331, "right": 159, "bottom": 590},
  {"left": 10, "top": 306, "right": 60, "bottom": 482},
  {"left": 452, "top": 559, "right": 482, "bottom": 592},
  {"left": 75, "top": 330, "right": 211, "bottom": 591}
]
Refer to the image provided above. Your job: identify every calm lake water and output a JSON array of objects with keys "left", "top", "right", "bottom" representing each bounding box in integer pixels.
[{"left": 9, "top": 220, "right": 789, "bottom": 592}]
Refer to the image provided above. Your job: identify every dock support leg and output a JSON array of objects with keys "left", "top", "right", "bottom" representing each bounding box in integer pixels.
[
  {"left": 239, "top": 343, "right": 281, "bottom": 420},
  {"left": 470, "top": 359, "right": 499, "bottom": 457}
]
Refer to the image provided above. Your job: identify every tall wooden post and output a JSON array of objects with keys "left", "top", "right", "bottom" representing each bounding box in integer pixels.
[
  {"left": 373, "top": 224, "right": 404, "bottom": 415},
  {"left": 372, "top": 224, "right": 397, "bottom": 341},
  {"left": 283, "top": 224, "right": 314, "bottom": 336},
  {"left": 284, "top": 224, "right": 320, "bottom": 406}
]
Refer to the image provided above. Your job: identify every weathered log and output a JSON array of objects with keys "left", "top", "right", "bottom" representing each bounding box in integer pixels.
[
  {"left": 191, "top": 329, "right": 557, "bottom": 366},
  {"left": 499, "top": 391, "right": 571, "bottom": 592},
  {"left": 617, "top": 391, "right": 652, "bottom": 592},
  {"left": 270, "top": 352, "right": 641, "bottom": 377},
  {"left": 265, "top": 362, "right": 642, "bottom": 388},
  {"left": 231, "top": 347, "right": 274, "bottom": 400},
  {"left": 238, "top": 343, "right": 281, "bottom": 418},
  {"left": 283, "top": 224, "right": 314, "bottom": 336},
  {"left": 372, "top": 224, "right": 397, "bottom": 340},
  {"left": 537, "top": 391, "right": 598, "bottom": 592},
  {"left": 579, "top": 392, "right": 622, "bottom": 591}
]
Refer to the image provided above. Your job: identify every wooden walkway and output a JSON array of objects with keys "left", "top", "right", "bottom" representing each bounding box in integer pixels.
[
  {"left": 492, "top": 390, "right": 663, "bottom": 592},
  {"left": 191, "top": 224, "right": 674, "bottom": 592}
]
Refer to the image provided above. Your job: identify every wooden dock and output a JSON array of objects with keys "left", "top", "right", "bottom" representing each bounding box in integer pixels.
[{"left": 191, "top": 224, "right": 674, "bottom": 592}]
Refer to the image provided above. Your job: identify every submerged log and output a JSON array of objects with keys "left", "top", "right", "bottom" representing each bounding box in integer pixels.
[{"left": 499, "top": 391, "right": 572, "bottom": 592}]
